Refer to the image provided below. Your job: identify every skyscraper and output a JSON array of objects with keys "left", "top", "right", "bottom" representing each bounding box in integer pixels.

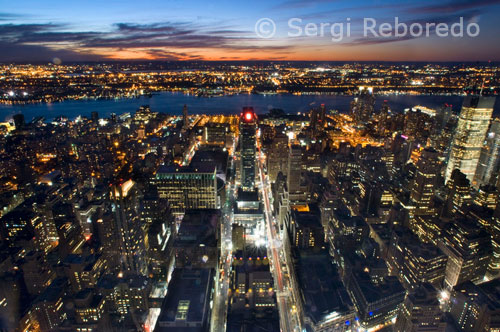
[
  {"left": 410, "top": 147, "right": 440, "bottom": 216},
  {"left": 182, "top": 104, "right": 189, "bottom": 129},
  {"left": 110, "top": 179, "right": 147, "bottom": 275},
  {"left": 153, "top": 164, "right": 218, "bottom": 215},
  {"left": 438, "top": 217, "right": 491, "bottom": 288},
  {"left": 394, "top": 283, "right": 447, "bottom": 332},
  {"left": 239, "top": 107, "right": 257, "bottom": 191},
  {"left": 474, "top": 118, "right": 500, "bottom": 187},
  {"left": 287, "top": 144, "right": 304, "bottom": 201},
  {"left": 445, "top": 96, "right": 495, "bottom": 184},
  {"left": 350, "top": 87, "right": 375, "bottom": 123}
]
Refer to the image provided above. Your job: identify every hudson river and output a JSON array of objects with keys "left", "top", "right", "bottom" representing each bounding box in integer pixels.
[{"left": 1, "top": 92, "right": 498, "bottom": 121}]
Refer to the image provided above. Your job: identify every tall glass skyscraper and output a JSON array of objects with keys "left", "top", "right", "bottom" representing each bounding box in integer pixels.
[
  {"left": 474, "top": 118, "right": 500, "bottom": 187},
  {"left": 445, "top": 96, "right": 495, "bottom": 184},
  {"left": 239, "top": 107, "right": 257, "bottom": 191}
]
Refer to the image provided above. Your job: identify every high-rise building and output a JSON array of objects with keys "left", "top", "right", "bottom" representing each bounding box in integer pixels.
[
  {"left": 350, "top": 87, "right": 375, "bottom": 123},
  {"left": 266, "top": 131, "right": 288, "bottom": 183},
  {"left": 387, "top": 228, "right": 447, "bottom": 290},
  {"left": 474, "top": 118, "right": 500, "bottom": 187},
  {"left": 182, "top": 104, "right": 189, "bottom": 129},
  {"left": 438, "top": 217, "right": 492, "bottom": 288},
  {"left": 287, "top": 144, "right": 304, "bottom": 201},
  {"left": 410, "top": 147, "right": 440, "bottom": 216},
  {"left": 445, "top": 96, "right": 495, "bottom": 184},
  {"left": 445, "top": 169, "right": 472, "bottom": 215},
  {"left": 13, "top": 113, "right": 25, "bottom": 130},
  {"left": 154, "top": 164, "right": 218, "bottom": 215},
  {"left": 239, "top": 107, "right": 257, "bottom": 190},
  {"left": 394, "top": 283, "right": 447, "bottom": 332},
  {"left": 449, "top": 279, "right": 500, "bottom": 332},
  {"left": 110, "top": 179, "right": 147, "bottom": 275}
]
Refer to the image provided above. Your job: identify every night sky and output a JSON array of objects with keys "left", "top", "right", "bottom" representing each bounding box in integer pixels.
[{"left": 1, "top": 0, "right": 500, "bottom": 62}]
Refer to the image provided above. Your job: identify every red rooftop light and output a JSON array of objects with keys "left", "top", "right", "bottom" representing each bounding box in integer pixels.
[{"left": 244, "top": 112, "right": 253, "bottom": 121}]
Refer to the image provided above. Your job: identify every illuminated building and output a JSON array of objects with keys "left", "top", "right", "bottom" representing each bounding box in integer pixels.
[
  {"left": 474, "top": 118, "right": 500, "bottom": 187},
  {"left": 288, "top": 205, "right": 324, "bottom": 250},
  {"left": 410, "top": 147, "right": 440, "bottom": 216},
  {"left": 266, "top": 131, "right": 288, "bottom": 183},
  {"left": 63, "top": 254, "right": 107, "bottom": 293},
  {"left": 487, "top": 205, "right": 500, "bottom": 279},
  {"left": 445, "top": 169, "right": 472, "bottom": 215},
  {"left": 350, "top": 87, "right": 375, "bottom": 124},
  {"left": 32, "top": 278, "right": 68, "bottom": 332},
  {"left": 110, "top": 179, "right": 147, "bottom": 275},
  {"left": 438, "top": 217, "right": 492, "bottom": 288},
  {"left": 233, "top": 188, "right": 264, "bottom": 234},
  {"left": 474, "top": 185, "right": 499, "bottom": 210},
  {"left": 445, "top": 96, "right": 495, "bottom": 184},
  {"left": 449, "top": 279, "right": 500, "bottom": 332},
  {"left": 239, "top": 107, "right": 257, "bottom": 190},
  {"left": 154, "top": 164, "right": 218, "bottom": 215},
  {"left": 394, "top": 283, "right": 447, "bottom": 332},
  {"left": 203, "top": 122, "right": 230, "bottom": 146},
  {"left": 287, "top": 144, "right": 305, "bottom": 201},
  {"left": 387, "top": 228, "right": 447, "bottom": 290},
  {"left": 309, "top": 103, "right": 326, "bottom": 136},
  {"left": 345, "top": 273, "right": 405, "bottom": 328}
]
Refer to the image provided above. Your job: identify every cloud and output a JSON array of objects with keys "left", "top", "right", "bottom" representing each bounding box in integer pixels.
[{"left": 0, "top": 20, "right": 294, "bottom": 62}]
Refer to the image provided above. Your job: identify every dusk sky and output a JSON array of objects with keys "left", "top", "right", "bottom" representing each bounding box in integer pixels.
[{"left": 1, "top": 0, "right": 500, "bottom": 62}]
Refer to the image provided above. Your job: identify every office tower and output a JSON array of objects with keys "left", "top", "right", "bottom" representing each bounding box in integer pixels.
[
  {"left": 22, "top": 251, "right": 56, "bottom": 295},
  {"left": 487, "top": 203, "right": 500, "bottom": 279},
  {"left": 445, "top": 96, "right": 495, "bottom": 184},
  {"left": 154, "top": 164, "right": 218, "bottom": 215},
  {"left": 156, "top": 268, "right": 214, "bottom": 332},
  {"left": 438, "top": 217, "right": 492, "bottom": 288},
  {"left": 288, "top": 205, "right": 324, "bottom": 250},
  {"left": 292, "top": 250, "right": 354, "bottom": 332},
  {"left": 63, "top": 254, "right": 107, "bottom": 293},
  {"left": 474, "top": 118, "right": 500, "bottom": 187},
  {"left": 474, "top": 185, "right": 498, "bottom": 209},
  {"left": 32, "top": 278, "right": 68, "bottom": 332},
  {"left": 410, "top": 147, "right": 440, "bottom": 216},
  {"left": 449, "top": 279, "right": 500, "bottom": 332},
  {"left": 182, "top": 104, "right": 189, "bottom": 129},
  {"left": 239, "top": 107, "right": 257, "bottom": 190},
  {"left": 350, "top": 87, "right": 375, "bottom": 123},
  {"left": 287, "top": 144, "right": 304, "bottom": 201},
  {"left": 387, "top": 228, "right": 447, "bottom": 290},
  {"left": 173, "top": 209, "right": 220, "bottom": 269},
  {"left": 445, "top": 169, "right": 472, "bottom": 215},
  {"left": 266, "top": 131, "right": 288, "bottom": 183},
  {"left": 309, "top": 103, "right": 326, "bottom": 136},
  {"left": 203, "top": 122, "right": 230, "bottom": 146},
  {"left": 346, "top": 273, "right": 406, "bottom": 329},
  {"left": 430, "top": 103, "right": 453, "bottom": 147},
  {"left": 13, "top": 113, "right": 25, "bottom": 130},
  {"left": 110, "top": 179, "right": 147, "bottom": 275},
  {"left": 394, "top": 283, "right": 447, "bottom": 332}
]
